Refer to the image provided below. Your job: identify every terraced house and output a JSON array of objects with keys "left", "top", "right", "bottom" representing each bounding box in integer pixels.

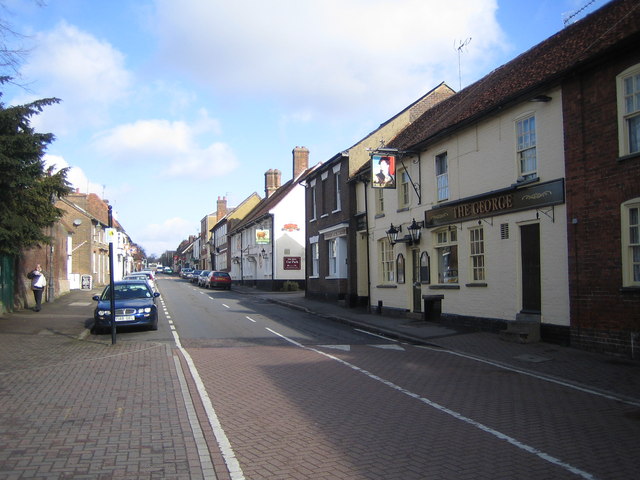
[{"left": 351, "top": 0, "right": 639, "bottom": 356}]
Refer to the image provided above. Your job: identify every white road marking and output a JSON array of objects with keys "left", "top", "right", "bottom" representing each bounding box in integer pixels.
[
  {"left": 221, "top": 304, "right": 230, "bottom": 309},
  {"left": 245, "top": 316, "right": 256, "bottom": 323},
  {"left": 171, "top": 329, "right": 246, "bottom": 480},
  {"left": 354, "top": 328, "right": 395, "bottom": 341},
  {"left": 266, "top": 327, "right": 598, "bottom": 480},
  {"left": 318, "top": 345, "right": 351, "bottom": 351},
  {"left": 416, "top": 345, "right": 640, "bottom": 408}
]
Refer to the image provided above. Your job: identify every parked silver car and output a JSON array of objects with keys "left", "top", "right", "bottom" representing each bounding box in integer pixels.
[{"left": 197, "top": 270, "right": 211, "bottom": 287}]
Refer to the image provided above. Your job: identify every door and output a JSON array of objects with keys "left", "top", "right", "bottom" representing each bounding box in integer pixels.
[
  {"left": 412, "top": 249, "right": 421, "bottom": 312},
  {"left": 520, "top": 224, "right": 541, "bottom": 313}
]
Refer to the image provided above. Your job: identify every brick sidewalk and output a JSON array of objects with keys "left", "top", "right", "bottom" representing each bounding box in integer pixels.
[{"left": 0, "top": 289, "right": 210, "bottom": 479}]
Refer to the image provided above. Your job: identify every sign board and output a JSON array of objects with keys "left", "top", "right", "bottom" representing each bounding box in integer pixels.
[
  {"left": 283, "top": 257, "right": 301, "bottom": 270},
  {"left": 81, "top": 274, "right": 92, "bottom": 290},
  {"left": 425, "top": 178, "right": 565, "bottom": 227},
  {"left": 256, "top": 229, "right": 270, "bottom": 244},
  {"left": 371, "top": 154, "right": 396, "bottom": 189},
  {"left": 105, "top": 228, "right": 117, "bottom": 244}
]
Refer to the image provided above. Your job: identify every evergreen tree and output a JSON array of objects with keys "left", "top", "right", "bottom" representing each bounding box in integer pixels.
[{"left": 0, "top": 76, "right": 71, "bottom": 256}]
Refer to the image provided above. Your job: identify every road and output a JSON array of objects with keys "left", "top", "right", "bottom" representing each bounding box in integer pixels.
[{"left": 154, "top": 275, "right": 638, "bottom": 480}]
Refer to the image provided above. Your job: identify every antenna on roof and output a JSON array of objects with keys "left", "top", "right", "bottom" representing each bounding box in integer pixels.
[
  {"left": 455, "top": 38, "right": 472, "bottom": 90},
  {"left": 563, "top": 0, "right": 597, "bottom": 26}
]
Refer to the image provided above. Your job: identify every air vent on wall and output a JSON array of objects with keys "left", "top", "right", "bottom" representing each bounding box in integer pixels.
[{"left": 500, "top": 223, "right": 509, "bottom": 240}]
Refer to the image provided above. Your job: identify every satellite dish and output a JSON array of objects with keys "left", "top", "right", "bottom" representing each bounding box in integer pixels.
[{"left": 73, "top": 219, "right": 82, "bottom": 226}]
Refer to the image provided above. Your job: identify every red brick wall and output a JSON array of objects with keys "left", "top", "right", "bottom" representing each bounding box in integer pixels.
[{"left": 563, "top": 47, "right": 640, "bottom": 355}]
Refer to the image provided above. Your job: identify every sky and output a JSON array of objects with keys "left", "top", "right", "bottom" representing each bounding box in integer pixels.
[{"left": 2, "top": 0, "right": 610, "bottom": 256}]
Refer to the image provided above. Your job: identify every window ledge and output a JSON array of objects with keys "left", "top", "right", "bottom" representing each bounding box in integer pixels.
[
  {"left": 308, "top": 275, "right": 319, "bottom": 279},
  {"left": 332, "top": 208, "right": 342, "bottom": 214},
  {"left": 320, "top": 214, "right": 329, "bottom": 219},
  {"left": 617, "top": 152, "right": 640, "bottom": 163},
  {"left": 466, "top": 282, "right": 488, "bottom": 287},
  {"left": 620, "top": 286, "right": 640, "bottom": 293},
  {"left": 429, "top": 284, "right": 460, "bottom": 290},
  {"left": 396, "top": 207, "right": 410, "bottom": 212},
  {"left": 376, "top": 284, "right": 398, "bottom": 289},
  {"left": 374, "top": 213, "right": 386, "bottom": 219}
]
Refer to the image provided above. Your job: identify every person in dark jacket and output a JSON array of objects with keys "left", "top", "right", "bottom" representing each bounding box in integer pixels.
[{"left": 29, "top": 264, "right": 47, "bottom": 312}]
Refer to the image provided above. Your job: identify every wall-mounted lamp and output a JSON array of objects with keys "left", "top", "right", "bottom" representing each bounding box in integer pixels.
[
  {"left": 407, "top": 218, "right": 423, "bottom": 244},
  {"left": 386, "top": 224, "right": 401, "bottom": 245},
  {"left": 530, "top": 94, "right": 552, "bottom": 103},
  {"left": 387, "top": 219, "right": 423, "bottom": 246},
  {"left": 260, "top": 248, "right": 268, "bottom": 259},
  {"left": 232, "top": 256, "right": 240, "bottom": 264}
]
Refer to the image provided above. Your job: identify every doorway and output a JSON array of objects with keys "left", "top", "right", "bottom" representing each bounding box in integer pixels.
[
  {"left": 412, "top": 249, "right": 421, "bottom": 312},
  {"left": 520, "top": 224, "right": 541, "bottom": 313}
]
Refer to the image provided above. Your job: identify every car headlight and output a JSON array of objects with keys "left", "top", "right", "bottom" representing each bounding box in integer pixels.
[
  {"left": 138, "top": 307, "right": 152, "bottom": 314},
  {"left": 97, "top": 310, "right": 110, "bottom": 316}
]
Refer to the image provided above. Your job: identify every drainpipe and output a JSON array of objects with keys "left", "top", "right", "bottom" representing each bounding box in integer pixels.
[{"left": 364, "top": 176, "right": 372, "bottom": 312}]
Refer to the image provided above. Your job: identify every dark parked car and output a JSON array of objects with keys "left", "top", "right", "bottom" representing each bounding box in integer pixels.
[
  {"left": 190, "top": 270, "right": 203, "bottom": 283},
  {"left": 180, "top": 268, "right": 193, "bottom": 279},
  {"left": 207, "top": 271, "right": 231, "bottom": 290},
  {"left": 197, "top": 270, "right": 211, "bottom": 287},
  {"left": 92, "top": 280, "right": 160, "bottom": 333}
]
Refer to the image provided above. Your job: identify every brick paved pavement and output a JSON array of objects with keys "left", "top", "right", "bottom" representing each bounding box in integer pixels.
[{"left": 0, "top": 289, "right": 211, "bottom": 479}]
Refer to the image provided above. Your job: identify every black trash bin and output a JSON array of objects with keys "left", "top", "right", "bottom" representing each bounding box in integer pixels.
[{"left": 422, "top": 295, "right": 444, "bottom": 322}]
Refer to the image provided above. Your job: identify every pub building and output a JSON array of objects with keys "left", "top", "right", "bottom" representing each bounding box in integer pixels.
[{"left": 363, "top": 63, "right": 572, "bottom": 341}]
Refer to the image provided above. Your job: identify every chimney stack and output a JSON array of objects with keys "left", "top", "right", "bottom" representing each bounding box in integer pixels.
[
  {"left": 265, "top": 169, "right": 282, "bottom": 198},
  {"left": 292, "top": 146, "right": 309, "bottom": 179},
  {"left": 216, "top": 196, "right": 228, "bottom": 221}
]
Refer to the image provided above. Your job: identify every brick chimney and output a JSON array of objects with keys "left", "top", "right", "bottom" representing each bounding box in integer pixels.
[
  {"left": 265, "top": 169, "right": 281, "bottom": 198},
  {"left": 292, "top": 146, "right": 309, "bottom": 179},
  {"left": 216, "top": 196, "right": 228, "bottom": 221}
]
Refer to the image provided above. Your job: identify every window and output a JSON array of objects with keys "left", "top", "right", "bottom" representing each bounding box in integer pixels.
[
  {"left": 396, "top": 254, "right": 405, "bottom": 283},
  {"left": 311, "top": 242, "right": 319, "bottom": 277},
  {"left": 420, "top": 252, "right": 430, "bottom": 284},
  {"left": 399, "top": 170, "right": 410, "bottom": 207},
  {"left": 622, "top": 199, "right": 640, "bottom": 287},
  {"left": 435, "top": 228, "right": 458, "bottom": 283},
  {"left": 375, "top": 188, "right": 384, "bottom": 215},
  {"left": 516, "top": 115, "right": 537, "bottom": 180},
  {"left": 328, "top": 239, "right": 337, "bottom": 276},
  {"left": 310, "top": 182, "right": 317, "bottom": 220},
  {"left": 321, "top": 178, "right": 328, "bottom": 216},
  {"left": 379, "top": 239, "right": 395, "bottom": 283},
  {"left": 469, "top": 227, "right": 485, "bottom": 281},
  {"left": 334, "top": 169, "right": 342, "bottom": 212},
  {"left": 618, "top": 65, "right": 640, "bottom": 156},
  {"left": 435, "top": 152, "right": 448, "bottom": 201}
]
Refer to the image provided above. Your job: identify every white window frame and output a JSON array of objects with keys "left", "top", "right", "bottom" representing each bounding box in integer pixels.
[
  {"left": 617, "top": 64, "right": 640, "bottom": 157},
  {"left": 398, "top": 169, "right": 410, "bottom": 208},
  {"left": 310, "top": 240, "right": 319, "bottom": 278},
  {"left": 310, "top": 179, "right": 317, "bottom": 221},
  {"left": 435, "top": 152, "right": 448, "bottom": 202},
  {"left": 379, "top": 238, "right": 394, "bottom": 283},
  {"left": 621, "top": 198, "right": 640, "bottom": 287},
  {"left": 469, "top": 226, "right": 485, "bottom": 282},
  {"left": 516, "top": 114, "right": 537, "bottom": 180},
  {"left": 375, "top": 188, "right": 384, "bottom": 215},
  {"left": 333, "top": 164, "right": 342, "bottom": 213},
  {"left": 434, "top": 228, "right": 458, "bottom": 284}
]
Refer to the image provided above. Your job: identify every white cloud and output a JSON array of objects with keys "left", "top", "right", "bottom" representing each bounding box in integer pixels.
[
  {"left": 43, "top": 154, "right": 104, "bottom": 196},
  {"left": 92, "top": 116, "right": 237, "bottom": 179},
  {"left": 20, "top": 21, "right": 132, "bottom": 132},
  {"left": 150, "top": 0, "right": 506, "bottom": 116},
  {"left": 137, "top": 217, "right": 195, "bottom": 256}
]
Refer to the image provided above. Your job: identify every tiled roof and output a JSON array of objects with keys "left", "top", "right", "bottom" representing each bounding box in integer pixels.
[
  {"left": 390, "top": 0, "right": 640, "bottom": 151},
  {"left": 230, "top": 164, "right": 321, "bottom": 234}
]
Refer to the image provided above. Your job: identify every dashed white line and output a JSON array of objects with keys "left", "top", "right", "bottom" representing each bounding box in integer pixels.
[
  {"left": 265, "top": 327, "right": 598, "bottom": 480},
  {"left": 245, "top": 316, "right": 256, "bottom": 323}
]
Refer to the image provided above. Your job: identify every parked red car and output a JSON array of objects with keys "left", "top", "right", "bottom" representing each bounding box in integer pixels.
[{"left": 206, "top": 271, "right": 231, "bottom": 290}]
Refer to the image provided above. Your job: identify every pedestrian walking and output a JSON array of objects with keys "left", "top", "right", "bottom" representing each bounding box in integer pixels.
[{"left": 28, "top": 264, "right": 46, "bottom": 311}]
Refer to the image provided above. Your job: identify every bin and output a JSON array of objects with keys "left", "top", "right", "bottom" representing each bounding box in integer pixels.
[{"left": 422, "top": 294, "right": 444, "bottom": 322}]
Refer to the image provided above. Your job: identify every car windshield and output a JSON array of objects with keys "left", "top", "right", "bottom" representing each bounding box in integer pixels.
[{"left": 102, "top": 283, "right": 152, "bottom": 300}]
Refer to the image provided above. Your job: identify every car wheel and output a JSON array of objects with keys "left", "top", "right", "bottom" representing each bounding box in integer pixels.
[{"left": 150, "top": 321, "right": 158, "bottom": 331}]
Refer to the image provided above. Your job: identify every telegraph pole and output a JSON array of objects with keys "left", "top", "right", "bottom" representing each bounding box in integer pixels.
[{"left": 108, "top": 205, "right": 116, "bottom": 345}]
